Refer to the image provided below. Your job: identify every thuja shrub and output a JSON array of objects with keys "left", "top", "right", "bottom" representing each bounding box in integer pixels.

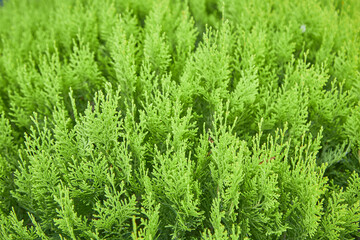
[{"left": 0, "top": 0, "right": 359, "bottom": 239}]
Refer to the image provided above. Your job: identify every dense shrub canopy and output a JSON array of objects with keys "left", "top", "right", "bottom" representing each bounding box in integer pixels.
[{"left": 0, "top": 0, "right": 359, "bottom": 239}]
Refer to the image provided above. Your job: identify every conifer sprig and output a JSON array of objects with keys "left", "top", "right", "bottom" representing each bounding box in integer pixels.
[{"left": 0, "top": 0, "right": 359, "bottom": 239}]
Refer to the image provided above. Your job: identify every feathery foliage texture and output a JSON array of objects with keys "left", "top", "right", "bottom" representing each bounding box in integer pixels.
[{"left": 0, "top": 0, "right": 360, "bottom": 239}]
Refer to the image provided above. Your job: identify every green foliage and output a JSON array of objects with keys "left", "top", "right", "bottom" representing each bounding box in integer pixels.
[{"left": 0, "top": 0, "right": 359, "bottom": 239}]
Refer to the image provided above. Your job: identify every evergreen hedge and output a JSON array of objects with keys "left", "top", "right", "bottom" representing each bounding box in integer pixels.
[{"left": 0, "top": 0, "right": 359, "bottom": 239}]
